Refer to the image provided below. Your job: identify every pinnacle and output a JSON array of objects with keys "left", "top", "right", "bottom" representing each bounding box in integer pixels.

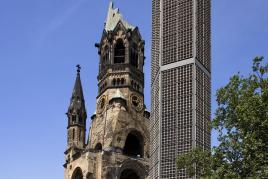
[{"left": 67, "top": 65, "right": 86, "bottom": 116}]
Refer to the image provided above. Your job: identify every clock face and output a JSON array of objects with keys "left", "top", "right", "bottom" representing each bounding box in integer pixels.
[
  {"left": 97, "top": 96, "right": 106, "bottom": 113},
  {"left": 130, "top": 94, "right": 143, "bottom": 111}
]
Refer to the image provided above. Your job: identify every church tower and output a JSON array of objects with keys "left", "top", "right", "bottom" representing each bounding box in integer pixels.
[
  {"left": 64, "top": 2, "right": 150, "bottom": 179},
  {"left": 66, "top": 65, "right": 87, "bottom": 150}
]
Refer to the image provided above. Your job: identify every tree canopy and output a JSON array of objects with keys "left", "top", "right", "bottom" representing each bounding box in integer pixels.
[{"left": 177, "top": 57, "right": 268, "bottom": 178}]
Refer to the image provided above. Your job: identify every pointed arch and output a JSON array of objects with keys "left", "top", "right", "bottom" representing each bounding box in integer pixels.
[
  {"left": 123, "top": 130, "right": 144, "bottom": 157},
  {"left": 118, "top": 159, "right": 147, "bottom": 179},
  {"left": 95, "top": 143, "right": 102, "bottom": 151},
  {"left": 71, "top": 167, "right": 83, "bottom": 179}
]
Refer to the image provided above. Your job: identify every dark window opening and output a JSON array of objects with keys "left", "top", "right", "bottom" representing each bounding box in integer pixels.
[
  {"left": 86, "top": 173, "right": 94, "bottom": 179},
  {"left": 100, "top": 98, "right": 105, "bottom": 109},
  {"left": 72, "top": 115, "right": 76, "bottom": 123},
  {"left": 72, "top": 128, "right": 75, "bottom": 140},
  {"left": 112, "top": 78, "right": 125, "bottom": 86},
  {"left": 114, "top": 39, "right": 125, "bottom": 64},
  {"left": 101, "top": 46, "right": 109, "bottom": 71},
  {"left": 134, "top": 82, "right": 137, "bottom": 89},
  {"left": 112, "top": 79, "right": 116, "bottom": 86},
  {"left": 72, "top": 168, "right": 83, "bottom": 179},
  {"left": 103, "top": 46, "right": 109, "bottom": 64},
  {"left": 132, "top": 96, "right": 139, "bottom": 107},
  {"left": 95, "top": 143, "right": 102, "bottom": 151},
  {"left": 116, "top": 78, "right": 121, "bottom": 85},
  {"left": 123, "top": 131, "right": 144, "bottom": 157},
  {"left": 131, "top": 80, "right": 140, "bottom": 91},
  {"left": 79, "top": 116, "right": 82, "bottom": 123},
  {"left": 130, "top": 45, "right": 138, "bottom": 68},
  {"left": 121, "top": 78, "right": 125, "bottom": 85},
  {"left": 120, "top": 169, "right": 139, "bottom": 179}
]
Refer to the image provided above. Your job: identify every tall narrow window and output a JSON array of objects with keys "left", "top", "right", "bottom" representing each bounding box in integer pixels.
[
  {"left": 103, "top": 46, "right": 109, "bottom": 64},
  {"left": 112, "top": 79, "right": 116, "bottom": 86},
  {"left": 73, "top": 128, "right": 75, "bottom": 140},
  {"left": 130, "top": 44, "right": 138, "bottom": 68},
  {"left": 116, "top": 78, "right": 120, "bottom": 85},
  {"left": 79, "top": 116, "right": 82, "bottom": 123},
  {"left": 72, "top": 115, "right": 76, "bottom": 123},
  {"left": 114, "top": 39, "right": 125, "bottom": 63},
  {"left": 121, "top": 78, "right": 125, "bottom": 85},
  {"left": 78, "top": 129, "right": 81, "bottom": 141}
]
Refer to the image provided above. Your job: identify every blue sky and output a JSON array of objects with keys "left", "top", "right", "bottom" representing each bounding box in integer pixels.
[{"left": 0, "top": 0, "right": 267, "bottom": 178}]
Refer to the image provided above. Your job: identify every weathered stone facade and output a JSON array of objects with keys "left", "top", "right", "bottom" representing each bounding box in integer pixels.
[{"left": 64, "top": 3, "right": 150, "bottom": 179}]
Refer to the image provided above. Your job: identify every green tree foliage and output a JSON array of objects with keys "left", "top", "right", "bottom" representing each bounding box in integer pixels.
[
  {"left": 176, "top": 148, "right": 213, "bottom": 178},
  {"left": 177, "top": 57, "right": 268, "bottom": 178}
]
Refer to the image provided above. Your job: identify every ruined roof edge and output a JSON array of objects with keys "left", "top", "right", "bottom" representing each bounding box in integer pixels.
[{"left": 104, "top": 2, "right": 135, "bottom": 31}]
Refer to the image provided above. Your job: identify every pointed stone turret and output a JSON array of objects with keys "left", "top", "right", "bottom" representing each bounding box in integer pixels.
[
  {"left": 66, "top": 65, "right": 87, "bottom": 149},
  {"left": 68, "top": 65, "right": 86, "bottom": 117}
]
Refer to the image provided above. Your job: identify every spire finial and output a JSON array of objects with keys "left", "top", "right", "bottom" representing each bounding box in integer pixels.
[
  {"left": 109, "top": 0, "right": 113, "bottom": 6},
  {"left": 76, "top": 64, "right": 81, "bottom": 73}
]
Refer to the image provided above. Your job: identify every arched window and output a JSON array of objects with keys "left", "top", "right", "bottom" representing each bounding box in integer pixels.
[
  {"left": 95, "top": 143, "right": 102, "bottom": 151},
  {"left": 121, "top": 78, "right": 125, "bottom": 85},
  {"left": 103, "top": 46, "right": 109, "bottom": 64},
  {"left": 114, "top": 39, "right": 125, "bottom": 64},
  {"left": 120, "top": 169, "right": 140, "bottom": 179},
  {"left": 123, "top": 131, "right": 144, "bottom": 157},
  {"left": 71, "top": 168, "right": 83, "bottom": 179},
  {"left": 116, "top": 78, "right": 121, "bottom": 85},
  {"left": 130, "top": 44, "right": 138, "bottom": 68}
]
